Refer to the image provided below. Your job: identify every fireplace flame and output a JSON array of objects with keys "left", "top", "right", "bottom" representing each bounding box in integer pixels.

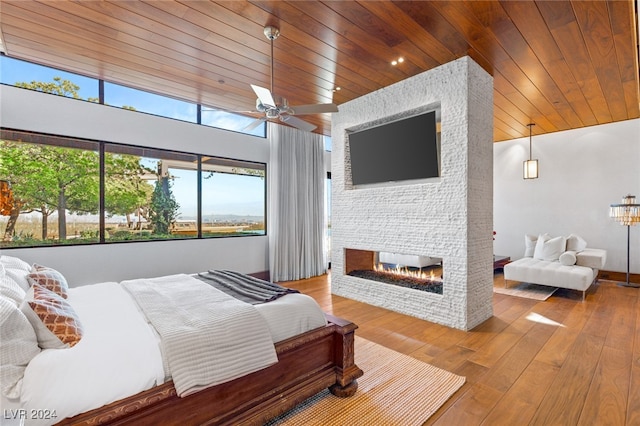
[{"left": 374, "top": 263, "right": 440, "bottom": 282}]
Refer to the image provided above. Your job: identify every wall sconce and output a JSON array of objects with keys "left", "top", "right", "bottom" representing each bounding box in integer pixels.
[{"left": 523, "top": 123, "right": 538, "bottom": 179}]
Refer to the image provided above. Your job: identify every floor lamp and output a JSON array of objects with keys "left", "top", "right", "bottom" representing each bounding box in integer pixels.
[{"left": 609, "top": 194, "right": 640, "bottom": 288}]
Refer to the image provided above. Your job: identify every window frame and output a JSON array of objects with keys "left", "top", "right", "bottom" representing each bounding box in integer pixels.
[{"left": 0, "top": 128, "right": 267, "bottom": 249}]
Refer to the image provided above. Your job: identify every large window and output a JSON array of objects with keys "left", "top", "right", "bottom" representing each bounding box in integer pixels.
[
  {"left": 104, "top": 82, "right": 197, "bottom": 123},
  {"left": 201, "top": 158, "right": 266, "bottom": 237},
  {"left": 0, "top": 130, "right": 266, "bottom": 248},
  {"left": 0, "top": 131, "right": 100, "bottom": 246},
  {"left": 0, "top": 56, "right": 99, "bottom": 101},
  {"left": 103, "top": 145, "right": 199, "bottom": 242},
  {"left": 201, "top": 109, "right": 266, "bottom": 138},
  {"left": 1, "top": 55, "right": 266, "bottom": 137}
]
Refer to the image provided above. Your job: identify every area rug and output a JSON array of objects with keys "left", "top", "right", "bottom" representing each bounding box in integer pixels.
[
  {"left": 493, "top": 282, "right": 558, "bottom": 300},
  {"left": 266, "top": 337, "right": 465, "bottom": 426}
]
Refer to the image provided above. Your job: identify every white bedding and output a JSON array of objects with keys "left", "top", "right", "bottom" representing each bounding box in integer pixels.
[
  {"left": 122, "top": 274, "right": 278, "bottom": 397},
  {"left": 4, "top": 278, "right": 327, "bottom": 425}
]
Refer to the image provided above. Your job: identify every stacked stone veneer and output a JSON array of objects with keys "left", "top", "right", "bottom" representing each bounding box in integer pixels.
[{"left": 331, "top": 56, "right": 494, "bottom": 331}]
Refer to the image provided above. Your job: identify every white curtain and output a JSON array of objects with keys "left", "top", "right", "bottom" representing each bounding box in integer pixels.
[{"left": 268, "top": 122, "right": 326, "bottom": 282}]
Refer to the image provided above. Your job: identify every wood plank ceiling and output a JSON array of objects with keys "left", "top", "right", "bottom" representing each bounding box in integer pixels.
[{"left": 0, "top": 1, "right": 638, "bottom": 141}]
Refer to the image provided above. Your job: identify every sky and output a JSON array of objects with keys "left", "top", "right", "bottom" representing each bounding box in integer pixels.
[{"left": 0, "top": 55, "right": 265, "bottom": 136}]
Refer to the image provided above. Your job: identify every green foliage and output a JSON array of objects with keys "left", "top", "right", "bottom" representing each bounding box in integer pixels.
[
  {"left": 148, "top": 176, "right": 179, "bottom": 235},
  {"left": 0, "top": 140, "right": 100, "bottom": 239},
  {"left": 15, "top": 77, "right": 81, "bottom": 99},
  {"left": 104, "top": 153, "right": 153, "bottom": 219}
]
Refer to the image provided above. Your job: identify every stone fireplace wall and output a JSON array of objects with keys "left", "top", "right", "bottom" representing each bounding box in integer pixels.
[{"left": 331, "top": 56, "right": 493, "bottom": 331}]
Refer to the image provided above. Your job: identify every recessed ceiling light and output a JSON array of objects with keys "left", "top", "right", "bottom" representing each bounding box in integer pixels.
[
  {"left": 391, "top": 57, "right": 404, "bottom": 66},
  {"left": 332, "top": 86, "right": 341, "bottom": 92}
]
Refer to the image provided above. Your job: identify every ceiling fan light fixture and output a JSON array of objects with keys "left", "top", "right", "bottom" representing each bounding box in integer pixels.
[
  {"left": 263, "top": 25, "right": 280, "bottom": 41},
  {"left": 255, "top": 98, "right": 266, "bottom": 112},
  {"left": 245, "top": 25, "right": 337, "bottom": 132}
]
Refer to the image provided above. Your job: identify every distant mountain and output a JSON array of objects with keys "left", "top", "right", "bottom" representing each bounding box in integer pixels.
[{"left": 179, "top": 214, "right": 264, "bottom": 223}]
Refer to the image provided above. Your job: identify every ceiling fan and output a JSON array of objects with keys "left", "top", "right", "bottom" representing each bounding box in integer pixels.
[{"left": 244, "top": 25, "right": 338, "bottom": 132}]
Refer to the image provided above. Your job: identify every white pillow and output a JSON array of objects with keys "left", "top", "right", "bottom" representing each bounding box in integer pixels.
[
  {"left": 1, "top": 272, "right": 26, "bottom": 306},
  {"left": 559, "top": 251, "right": 577, "bottom": 266},
  {"left": 566, "top": 234, "right": 587, "bottom": 252},
  {"left": 0, "top": 296, "right": 41, "bottom": 399},
  {"left": 524, "top": 234, "right": 538, "bottom": 257},
  {"left": 534, "top": 235, "right": 566, "bottom": 261},
  {"left": 4, "top": 268, "right": 30, "bottom": 292},
  {"left": 533, "top": 234, "right": 550, "bottom": 259},
  {"left": 0, "top": 255, "right": 31, "bottom": 272}
]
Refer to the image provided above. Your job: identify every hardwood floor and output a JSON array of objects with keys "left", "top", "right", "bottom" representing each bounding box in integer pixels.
[{"left": 281, "top": 272, "right": 640, "bottom": 425}]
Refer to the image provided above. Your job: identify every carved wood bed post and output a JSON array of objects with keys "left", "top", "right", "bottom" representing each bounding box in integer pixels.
[{"left": 326, "top": 314, "right": 364, "bottom": 397}]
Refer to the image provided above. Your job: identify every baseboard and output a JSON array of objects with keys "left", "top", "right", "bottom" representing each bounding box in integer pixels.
[{"left": 598, "top": 270, "right": 640, "bottom": 285}]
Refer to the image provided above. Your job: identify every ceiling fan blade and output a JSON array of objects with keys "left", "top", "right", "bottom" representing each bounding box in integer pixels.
[
  {"left": 243, "top": 117, "right": 267, "bottom": 132},
  {"left": 290, "top": 103, "right": 339, "bottom": 115},
  {"left": 250, "top": 84, "right": 276, "bottom": 109},
  {"left": 280, "top": 115, "right": 317, "bottom": 132}
]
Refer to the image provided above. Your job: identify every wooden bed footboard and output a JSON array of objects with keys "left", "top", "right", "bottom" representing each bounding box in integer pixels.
[{"left": 58, "top": 314, "right": 363, "bottom": 426}]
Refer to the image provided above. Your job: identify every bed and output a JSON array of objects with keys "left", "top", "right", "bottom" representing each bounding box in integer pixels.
[{"left": 0, "top": 256, "right": 363, "bottom": 425}]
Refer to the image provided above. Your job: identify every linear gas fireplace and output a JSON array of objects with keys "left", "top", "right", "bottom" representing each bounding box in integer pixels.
[{"left": 344, "top": 249, "right": 443, "bottom": 295}]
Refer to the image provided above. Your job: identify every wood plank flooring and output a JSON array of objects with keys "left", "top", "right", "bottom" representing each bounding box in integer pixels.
[{"left": 281, "top": 272, "right": 640, "bottom": 425}]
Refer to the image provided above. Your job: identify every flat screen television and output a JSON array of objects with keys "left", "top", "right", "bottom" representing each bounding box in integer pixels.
[{"left": 347, "top": 110, "right": 439, "bottom": 186}]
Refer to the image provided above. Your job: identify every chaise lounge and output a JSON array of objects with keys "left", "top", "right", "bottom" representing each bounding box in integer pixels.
[{"left": 503, "top": 234, "right": 607, "bottom": 301}]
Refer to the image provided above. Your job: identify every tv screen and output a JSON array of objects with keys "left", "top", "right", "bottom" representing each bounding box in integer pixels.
[{"left": 347, "top": 110, "right": 439, "bottom": 186}]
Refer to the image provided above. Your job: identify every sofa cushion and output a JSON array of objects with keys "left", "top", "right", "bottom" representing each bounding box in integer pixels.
[
  {"left": 566, "top": 234, "right": 587, "bottom": 252},
  {"left": 576, "top": 248, "right": 607, "bottom": 270},
  {"left": 504, "top": 257, "right": 595, "bottom": 291},
  {"left": 378, "top": 252, "right": 441, "bottom": 268},
  {"left": 532, "top": 234, "right": 549, "bottom": 259},
  {"left": 559, "top": 251, "right": 577, "bottom": 266},
  {"left": 534, "top": 235, "right": 566, "bottom": 261},
  {"left": 524, "top": 234, "right": 538, "bottom": 257}
]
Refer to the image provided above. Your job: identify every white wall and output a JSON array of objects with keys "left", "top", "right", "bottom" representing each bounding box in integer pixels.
[
  {"left": 493, "top": 118, "right": 640, "bottom": 275},
  {"left": 0, "top": 84, "right": 270, "bottom": 285}
]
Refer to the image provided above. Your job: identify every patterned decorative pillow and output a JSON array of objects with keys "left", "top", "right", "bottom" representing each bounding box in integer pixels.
[
  {"left": 0, "top": 296, "right": 41, "bottom": 398},
  {"left": 27, "top": 265, "right": 69, "bottom": 299},
  {"left": 20, "top": 284, "right": 84, "bottom": 349}
]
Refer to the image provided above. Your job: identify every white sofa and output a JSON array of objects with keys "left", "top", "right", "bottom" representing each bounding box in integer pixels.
[
  {"left": 378, "top": 252, "right": 442, "bottom": 269},
  {"left": 503, "top": 234, "right": 607, "bottom": 301}
]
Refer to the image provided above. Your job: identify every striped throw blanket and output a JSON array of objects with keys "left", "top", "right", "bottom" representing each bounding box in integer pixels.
[
  {"left": 121, "top": 274, "right": 278, "bottom": 397},
  {"left": 196, "top": 270, "right": 299, "bottom": 304}
]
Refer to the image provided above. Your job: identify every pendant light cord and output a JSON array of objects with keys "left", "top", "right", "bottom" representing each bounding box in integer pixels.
[
  {"left": 270, "top": 37, "right": 274, "bottom": 94},
  {"left": 528, "top": 123, "right": 534, "bottom": 160}
]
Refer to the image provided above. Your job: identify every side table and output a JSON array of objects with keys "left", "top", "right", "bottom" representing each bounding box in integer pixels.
[{"left": 493, "top": 255, "right": 511, "bottom": 272}]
